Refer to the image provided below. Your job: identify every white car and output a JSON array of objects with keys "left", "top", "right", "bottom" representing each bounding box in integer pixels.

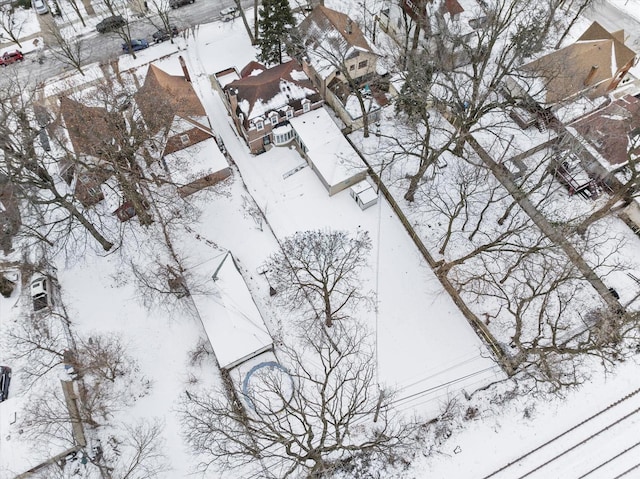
[
  {"left": 220, "top": 6, "right": 237, "bottom": 16},
  {"left": 31, "top": 275, "right": 53, "bottom": 312},
  {"left": 32, "top": 0, "right": 49, "bottom": 15}
]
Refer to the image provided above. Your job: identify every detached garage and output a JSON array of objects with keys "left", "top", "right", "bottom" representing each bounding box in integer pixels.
[
  {"left": 191, "top": 252, "right": 273, "bottom": 371},
  {"left": 290, "top": 107, "right": 367, "bottom": 196}
]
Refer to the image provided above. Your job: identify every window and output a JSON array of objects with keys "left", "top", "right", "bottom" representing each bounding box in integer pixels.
[
  {"left": 358, "top": 60, "right": 368, "bottom": 69},
  {"left": 256, "top": 119, "right": 264, "bottom": 130},
  {"left": 180, "top": 134, "right": 190, "bottom": 145},
  {"left": 273, "top": 129, "right": 294, "bottom": 145},
  {"left": 286, "top": 109, "right": 294, "bottom": 119},
  {"left": 302, "top": 100, "right": 310, "bottom": 113},
  {"left": 349, "top": 64, "right": 355, "bottom": 71},
  {"left": 270, "top": 113, "right": 278, "bottom": 125}
]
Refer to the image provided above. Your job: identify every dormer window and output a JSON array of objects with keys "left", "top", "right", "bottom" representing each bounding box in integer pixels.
[
  {"left": 286, "top": 108, "right": 294, "bottom": 119},
  {"left": 255, "top": 118, "right": 264, "bottom": 130},
  {"left": 270, "top": 112, "right": 279, "bottom": 125},
  {"left": 302, "top": 99, "right": 311, "bottom": 113}
]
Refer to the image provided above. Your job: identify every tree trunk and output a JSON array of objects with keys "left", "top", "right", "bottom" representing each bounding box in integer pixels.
[{"left": 61, "top": 199, "right": 114, "bottom": 251}]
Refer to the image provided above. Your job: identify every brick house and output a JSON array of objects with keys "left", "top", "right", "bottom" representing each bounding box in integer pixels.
[
  {"left": 224, "top": 59, "right": 323, "bottom": 154},
  {"left": 135, "top": 64, "right": 231, "bottom": 196},
  {"left": 58, "top": 96, "right": 122, "bottom": 207},
  {"left": 297, "top": 5, "right": 383, "bottom": 128}
]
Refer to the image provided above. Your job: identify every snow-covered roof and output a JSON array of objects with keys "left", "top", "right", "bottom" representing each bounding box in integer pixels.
[
  {"left": 163, "top": 136, "right": 229, "bottom": 187},
  {"left": 299, "top": 5, "right": 376, "bottom": 80},
  {"left": 226, "top": 60, "right": 321, "bottom": 122},
  {"left": 290, "top": 107, "right": 367, "bottom": 189},
  {"left": 191, "top": 253, "right": 272, "bottom": 371},
  {"left": 0, "top": 389, "right": 74, "bottom": 477}
]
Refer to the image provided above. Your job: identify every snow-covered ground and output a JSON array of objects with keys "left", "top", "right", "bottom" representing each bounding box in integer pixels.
[{"left": 2, "top": 1, "right": 640, "bottom": 478}]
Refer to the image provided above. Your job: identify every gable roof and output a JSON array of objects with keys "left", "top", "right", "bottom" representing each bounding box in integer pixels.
[
  {"left": 225, "top": 59, "right": 321, "bottom": 122},
  {"left": 522, "top": 22, "right": 637, "bottom": 105},
  {"left": 442, "top": 0, "right": 464, "bottom": 16},
  {"left": 59, "top": 96, "right": 124, "bottom": 158},
  {"left": 134, "top": 64, "right": 207, "bottom": 135},
  {"left": 299, "top": 5, "right": 373, "bottom": 54},
  {"left": 571, "top": 94, "right": 640, "bottom": 168}
]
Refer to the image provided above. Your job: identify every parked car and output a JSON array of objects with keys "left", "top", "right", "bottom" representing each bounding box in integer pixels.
[
  {"left": 0, "top": 366, "right": 11, "bottom": 402},
  {"left": 32, "top": 0, "right": 48, "bottom": 14},
  {"left": 169, "top": 0, "right": 194, "bottom": 8},
  {"left": 122, "top": 39, "right": 149, "bottom": 53},
  {"left": 96, "top": 15, "right": 125, "bottom": 33},
  {"left": 152, "top": 25, "right": 178, "bottom": 43},
  {"left": 31, "top": 274, "right": 53, "bottom": 312},
  {"left": 220, "top": 5, "right": 237, "bottom": 16},
  {"left": 50, "top": 1, "right": 61, "bottom": 16},
  {"left": 0, "top": 50, "right": 24, "bottom": 67}
]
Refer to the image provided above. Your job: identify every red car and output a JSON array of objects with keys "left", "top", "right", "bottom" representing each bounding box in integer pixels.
[{"left": 0, "top": 50, "right": 24, "bottom": 66}]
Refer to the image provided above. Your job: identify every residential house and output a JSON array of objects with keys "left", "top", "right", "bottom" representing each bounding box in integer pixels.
[
  {"left": 379, "top": 0, "right": 486, "bottom": 64},
  {"left": 58, "top": 96, "right": 122, "bottom": 207},
  {"left": 568, "top": 94, "right": 640, "bottom": 230},
  {"left": 135, "top": 64, "right": 231, "bottom": 197},
  {"left": 298, "top": 5, "right": 383, "bottom": 128},
  {"left": 224, "top": 59, "right": 323, "bottom": 154},
  {"left": 519, "top": 22, "right": 637, "bottom": 110}
]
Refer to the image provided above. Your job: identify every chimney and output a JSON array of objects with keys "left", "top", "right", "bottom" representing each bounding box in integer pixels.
[
  {"left": 179, "top": 55, "right": 191, "bottom": 82},
  {"left": 584, "top": 65, "right": 599, "bottom": 86},
  {"left": 346, "top": 19, "right": 353, "bottom": 34}
]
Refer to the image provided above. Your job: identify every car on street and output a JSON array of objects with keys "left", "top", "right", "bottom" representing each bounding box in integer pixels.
[
  {"left": 96, "top": 15, "right": 126, "bottom": 33},
  {"left": 0, "top": 50, "right": 24, "bottom": 67},
  {"left": 169, "top": 0, "right": 194, "bottom": 8},
  {"left": 220, "top": 7, "right": 238, "bottom": 22},
  {"left": 122, "top": 39, "right": 150, "bottom": 53},
  {"left": 220, "top": 6, "right": 237, "bottom": 16},
  {"left": 152, "top": 25, "right": 179, "bottom": 43},
  {"left": 31, "top": 274, "right": 53, "bottom": 312},
  {"left": 0, "top": 366, "right": 11, "bottom": 402},
  {"left": 32, "top": 0, "right": 49, "bottom": 14}
]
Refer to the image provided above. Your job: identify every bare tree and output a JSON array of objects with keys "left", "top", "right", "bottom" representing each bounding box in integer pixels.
[
  {"left": 576, "top": 134, "right": 640, "bottom": 235},
  {"left": 296, "top": 15, "right": 379, "bottom": 137},
  {"left": 62, "top": 0, "right": 88, "bottom": 27},
  {"left": 179, "top": 324, "right": 419, "bottom": 478},
  {"left": 263, "top": 229, "right": 372, "bottom": 327},
  {"left": 43, "top": 19, "right": 88, "bottom": 75},
  {"left": 0, "top": 81, "right": 116, "bottom": 251},
  {"left": 96, "top": 419, "right": 168, "bottom": 479},
  {"left": 0, "top": 4, "right": 28, "bottom": 48}
]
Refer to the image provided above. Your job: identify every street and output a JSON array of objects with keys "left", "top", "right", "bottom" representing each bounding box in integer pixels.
[{"left": 0, "top": 0, "right": 257, "bottom": 87}]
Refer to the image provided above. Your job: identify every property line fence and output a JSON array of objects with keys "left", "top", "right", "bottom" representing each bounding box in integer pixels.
[{"left": 344, "top": 136, "right": 516, "bottom": 375}]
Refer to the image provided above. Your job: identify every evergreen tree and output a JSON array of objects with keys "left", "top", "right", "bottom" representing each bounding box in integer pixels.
[{"left": 257, "top": 0, "right": 295, "bottom": 65}]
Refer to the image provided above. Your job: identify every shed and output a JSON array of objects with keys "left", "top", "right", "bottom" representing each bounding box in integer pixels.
[{"left": 349, "top": 179, "right": 378, "bottom": 210}]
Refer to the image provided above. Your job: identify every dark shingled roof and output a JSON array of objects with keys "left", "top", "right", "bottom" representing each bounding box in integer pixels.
[
  {"left": 226, "top": 59, "right": 321, "bottom": 124},
  {"left": 59, "top": 96, "right": 124, "bottom": 157}
]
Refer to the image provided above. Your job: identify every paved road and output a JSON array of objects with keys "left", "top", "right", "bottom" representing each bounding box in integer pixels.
[
  {"left": 0, "top": 0, "right": 255, "bottom": 88},
  {"left": 585, "top": 0, "right": 640, "bottom": 52}
]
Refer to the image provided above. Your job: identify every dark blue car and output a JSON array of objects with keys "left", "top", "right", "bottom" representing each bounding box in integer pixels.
[{"left": 122, "top": 39, "right": 149, "bottom": 53}]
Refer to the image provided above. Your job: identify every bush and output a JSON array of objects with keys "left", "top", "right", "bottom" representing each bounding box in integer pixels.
[{"left": 13, "top": 0, "right": 32, "bottom": 10}]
